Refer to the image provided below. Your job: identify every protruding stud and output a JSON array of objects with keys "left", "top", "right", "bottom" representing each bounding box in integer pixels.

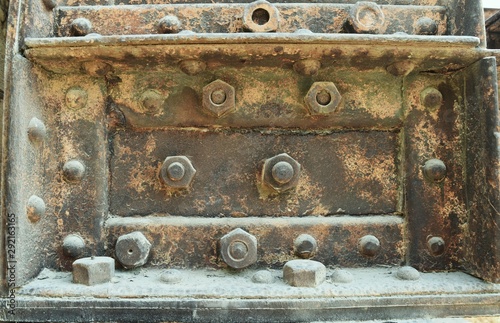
[
  {"left": 416, "top": 17, "right": 438, "bottom": 35},
  {"left": 293, "top": 59, "right": 321, "bottom": 76},
  {"left": 65, "top": 87, "right": 88, "bottom": 110}
]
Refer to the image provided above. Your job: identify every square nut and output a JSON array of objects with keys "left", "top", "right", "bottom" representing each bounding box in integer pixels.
[
  {"left": 72, "top": 256, "right": 115, "bottom": 286},
  {"left": 283, "top": 259, "right": 326, "bottom": 287}
]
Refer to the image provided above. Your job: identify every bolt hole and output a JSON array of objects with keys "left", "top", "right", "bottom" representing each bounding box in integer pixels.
[
  {"left": 128, "top": 249, "right": 133, "bottom": 254},
  {"left": 252, "top": 8, "right": 270, "bottom": 26},
  {"left": 316, "top": 90, "right": 331, "bottom": 106}
]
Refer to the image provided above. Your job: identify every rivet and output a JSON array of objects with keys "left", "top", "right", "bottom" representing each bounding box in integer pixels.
[
  {"left": 160, "top": 269, "right": 182, "bottom": 284},
  {"left": 160, "top": 156, "right": 196, "bottom": 189},
  {"left": 396, "top": 266, "right": 420, "bottom": 280},
  {"left": 42, "top": 0, "right": 57, "bottom": 10},
  {"left": 27, "top": 117, "right": 46, "bottom": 143},
  {"left": 158, "top": 15, "right": 181, "bottom": 34},
  {"left": 179, "top": 59, "right": 206, "bottom": 75},
  {"left": 139, "top": 89, "right": 164, "bottom": 115},
  {"left": 416, "top": 17, "right": 438, "bottom": 35},
  {"left": 26, "top": 195, "right": 45, "bottom": 223},
  {"left": 65, "top": 87, "right": 88, "bottom": 110},
  {"left": 115, "top": 231, "right": 152, "bottom": 269},
  {"left": 423, "top": 158, "right": 447, "bottom": 183},
  {"left": 294, "top": 234, "right": 318, "bottom": 259},
  {"left": 70, "top": 18, "right": 92, "bottom": 36},
  {"left": 358, "top": 235, "right": 380, "bottom": 257},
  {"left": 427, "top": 236, "right": 445, "bottom": 256},
  {"left": 210, "top": 89, "right": 227, "bottom": 105},
  {"left": 63, "top": 160, "right": 86, "bottom": 183},
  {"left": 421, "top": 87, "right": 443, "bottom": 110},
  {"left": 252, "top": 270, "right": 274, "bottom": 284},
  {"left": 293, "top": 59, "right": 321, "bottom": 76},
  {"left": 63, "top": 234, "right": 86, "bottom": 258},
  {"left": 331, "top": 269, "right": 353, "bottom": 283},
  {"left": 220, "top": 228, "right": 258, "bottom": 269}
]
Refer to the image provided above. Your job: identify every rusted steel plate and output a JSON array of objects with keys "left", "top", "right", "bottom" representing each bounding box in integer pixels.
[
  {"left": 55, "top": 4, "right": 447, "bottom": 36},
  {"left": 105, "top": 216, "right": 404, "bottom": 268},
  {"left": 109, "top": 129, "right": 400, "bottom": 217}
]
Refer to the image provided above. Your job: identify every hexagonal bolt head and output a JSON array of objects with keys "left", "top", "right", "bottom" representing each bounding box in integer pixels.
[
  {"left": 202, "top": 79, "right": 236, "bottom": 118},
  {"left": 358, "top": 235, "right": 380, "bottom": 257},
  {"left": 294, "top": 234, "right": 318, "bottom": 259},
  {"left": 72, "top": 256, "right": 115, "bottom": 286},
  {"left": 243, "top": 0, "right": 280, "bottom": 32},
  {"left": 283, "top": 259, "right": 326, "bottom": 287},
  {"left": 160, "top": 156, "right": 196, "bottom": 189},
  {"left": 348, "top": 2, "right": 385, "bottom": 34},
  {"left": 423, "top": 158, "right": 447, "bottom": 183},
  {"left": 304, "top": 82, "right": 342, "bottom": 115},
  {"left": 261, "top": 153, "right": 301, "bottom": 193},
  {"left": 220, "top": 228, "right": 258, "bottom": 269},
  {"left": 115, "top": 231, "right": 152, "bottom": 269}
]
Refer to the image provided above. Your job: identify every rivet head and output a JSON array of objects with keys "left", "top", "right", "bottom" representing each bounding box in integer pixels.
[
  {"left": 26, "top": 195, "right": 45, "bottom": 223},
  {"left": 65, "top": 87, "right": 88, "bottom": 110},
  {"left": 304, "top": 82, "right": 342, "bottom": 115},
  {"left": 262, "top": 153, "right": 301, "bottom": 193},
  {"left": 160, "top": 156, "right": 196, "bottom": 189},
  {"left": 421, "top": 87, "right": 443, "bottom": 110},
  {"left": 220, "top": 228, "right": 258, "bottom": 269},
  {"left": 358, "top": 235, "right": 380, "bottom": 257},
  {"left": 115, "top": 231, "right": 152, "bottom": 269},
  {"left": 63, "top": 234, "right": 86, "bottom": 258},
  {"left": 139, "top": 89, "right": 164, "bottom": 115},
  {"left": 70, "top": 18, "right": 92, "bottom": 36},
  {"left": 293, "top": 59, "right": 321, "bottom": 76},
  {"left": 396, "top": 266, "right": 420, "bottom": 281},
  {"left": 160, "top": 269, "right": 182, "bottom": 284},
  {"left": 423, "top": 158, "right": 447, "bottom": 183},
  {"left": 157, "top": 15, "right": 181, "bottom": 34},
  {"left": 42, "top": 0, "right": 57, "bottom": 10},
  {"left": 243, "top": 0, "right": 280, "bottom": 32},
  {"left": 63, "top": 160, "right": 86, "bottom": 183},
  {"left": 427, "top": 236, "right": 445, "bottom": 256},
  {"left": 179, "top": 59, "right": 206, "bottom": 75},
  {"left": 348, "top": 1, "right": 385, "bottom": 34},
  {"left": 252, "top": 270, "right": 274, "bottom": 284},
  {"left": 294, "top": 234, "right": 318, "bottom": 259},
  {"left": 27, "top": 117, "right": 47, "bottom": 143},
  {"left": 202, "top": 79, "right": 236, "bottom": 118},
  {"left": 416, "top": 17, "right": 438, "bottom": 35}
]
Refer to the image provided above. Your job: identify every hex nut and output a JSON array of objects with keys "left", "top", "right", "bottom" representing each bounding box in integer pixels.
[
  {"left": 283, "top": 259, "right": 326, "bottom": 287},
  {"left": 202, "top": 79, "right": 236, "bottom": 117},
  {"left": 220, "top": 228, "right": 258, "bottom": 269},
  {"left": 139, "top": 89, "right": 164, "bottom": 115},
  {"left": 27, "top": 117, "right": 46, "bottom": 143},
  {"left": 160, "top": 156, "right": 196, "bottom": 189},
  {"left": 421, "top": 87, "right": 443, "bottom": 110},
  {"left": 72, "top": 256, "right": 115, "bottom": 285},
  {"left": 427, "top": 236, "right": 445, "bottom": 256},
  {"left": 115, "top": 231, "right": 152, "bottom": 269},
  {"left": 348, "top": 1, "right": 385, "bottom": 34},
  {"left": 304, "top": 82, "right": 342, "bottom": 115},
  {"left": 262, "top": 153, "right": 301, "bottom": 192},
  {"left": 294, "top": 234, "right": 318, "bottom": 259},
  {"left": 243, "top": 0, "right": 280, "bottom": 32}
]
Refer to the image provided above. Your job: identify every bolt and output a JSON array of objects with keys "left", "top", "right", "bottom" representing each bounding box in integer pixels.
[
  {"left": 26, "top": 195, "right": 45, "bottom": 223},
  {"left": 293, "top": 59, "right": 321, "bottom": 76},
  {"left": 304, "top": 82, "right": 342, "bottom": 115},
  {"left": 416, "top": 17, "right": 438, "bottom": 35},
  {"left": 202, "top": 80, "right": 236, "bottom": 117},
  {"left": 220, "top": 228, "right": 258, "bottom": 269},
  {"left": 421, "top": 87, "right": 443, "bottom": 110},
  {"left": 63, "top": 160, "right": 86, "bottom": 183},
  {"left": 160, "top": 156, "right": 196, "bottom": 189},
  {"left": 348, "top": 1, "right": 385, "bottom": 34},
  {"left": 261, "top": 153, "right": 301, "bottom": 193},
  {"left": 65, "top": 87, "right": 88, "bottom": 110},
  {"left": 358, "top": 235, "right": 380, "bottom": 257},
  {"left": 140, "top": 89, "right": 164, "bottom": 115},
  {"left": 283, "top": 259, "right": 326, "bottom": 287},
  {"left": 70, "top": 18, "right": 92, "bottom": 36},
  {"left": 427, "top": 236, "right": 445, "bottom": 256},
  {"left": 423, "top": 158, "right": 447, "bottom": 183},
  {"left": 63, "top": 234, "right": 86, "bottom": 258},
  {"left": 27, "top": 117, "right": 46, "bottom": 143},
  {"left": 243, "top": 0, "right": 280, "bottom": 32},
  {"left": 294, "top": 234, "right": 318, "bottom": 259},
  {"left": 158, "top": 15, "right": 181, "bottom": 34},
  {"left": 179, "top": 59, "right": 206, "bottom": 75},
  {"left": 115, "top": 231, "right": 152, "bottom": 269},
  {"left": 396, "top": 266, "right": 420, "bottom": 281},
  {"left": 72, "top": 256, "right": 115, "bottom": 285}
]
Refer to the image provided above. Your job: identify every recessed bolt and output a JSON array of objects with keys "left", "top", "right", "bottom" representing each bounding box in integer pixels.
[
  {"left": 396, "top": 266, "right": 420, "bottom": 281},
  {"left": 160, "top": 156, "right": 196, "bottom": 189},
  {"left": 427, "top": 236, "right": 445, "bottom": 256},
  {"left": 157, "top": 15, "right": 181, "bottom": 34},
  {"left": 65, "top": 87, "right": 88, "bottom": 110},
  {"left": 26, "top": 195, "right": 45, "bottom": 223},
  {"left": 386, "top": 60, "right": 415, "bottom": 76},
  {"left": 293, "top": 59, "right": 321, "bottom": 76},
  {"left": 70, "top": 18, "right": 92, "bottom": 36},
  {"left": 72, "top": 256, "right": 115, "bottom": 285},
  {"left": 283, "top": 259, "right": 326, "bottom": 287},
  {"left": 63, "top": 234, "right": 86, "bottom": 258},
  {"left": 220, "top": 228, "right": 258, "bottom": 269},
  {"left": 416, "top": 17, "right": 438, "bottom": 35},
  {"left": 423, "top": 158, "right": 447, "bottom": 183},
  {"left": 421, "top": 87, "right": 443, "bottom": 110},
  {"left": 348, "top": 1, "right": 385, "bottom": 34},
  {"left": 115, "top": 231, "right": 152, "bottom": 269},
  {"left": 179, "top": 59, "right": 206, "bottom": 75},
  {"left": 82, "top": 61, "right": 112, "bottom": 77},
  {"left": 304, "top": 82, "right": 342, "bottom": 115},
  {"left": 358, "top": 235, "right": 380, "bottom": 257},
  {"left": 202, "top": 79, "right": 236, "bottom": 117},
  {"left": 261, "top": 153, "right": 301, "bottom": 193},
  {"left": 294, "top": 234, "right": 318, "bottom": 259},
  {"left": 243, "top": 0, "right": 280, "bottom": 32},
  {"left": 316, "top": 90, "right": 331, "bottom": 106},
  {"left": 63, "top": 160, "right": 86, "bottom": 183},
  {"left": 140, "top": 89, "right": 164, "bottom": 115},
  {"left": 27, "top": 117, "right": 46, "bottom": 143},
  {"left": 211, "top": 89, "right": 227, "bottom": 105}
]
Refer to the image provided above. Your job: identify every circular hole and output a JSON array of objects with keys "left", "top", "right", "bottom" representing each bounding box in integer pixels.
[
  {"left": 128, "top": 249, "right": 134, "bottom": 254},
  {"left": 252, "top": 8, "right": 270, "bottom": 26},
  {"left": 316, "top": 90, "right": 331, "bottom": 106}
]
